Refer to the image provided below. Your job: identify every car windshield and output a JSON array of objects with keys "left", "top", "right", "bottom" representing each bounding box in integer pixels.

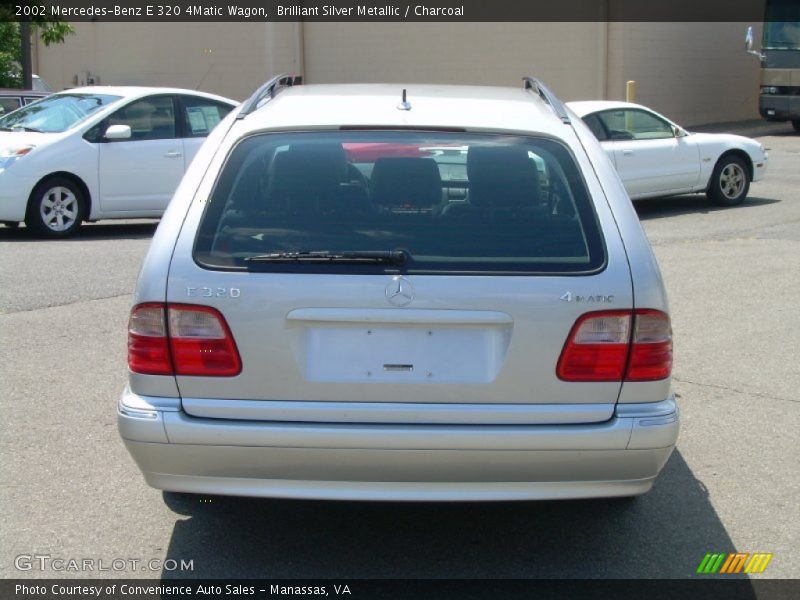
[
  {"left": 763, "top": 0, "right": 800, "bottom": 49},
  {"left": 194, "top": 131, "right": 605, "bottom": 275},
  {"left": 0, "top": 93, "right": 121, "bottom": 133}
]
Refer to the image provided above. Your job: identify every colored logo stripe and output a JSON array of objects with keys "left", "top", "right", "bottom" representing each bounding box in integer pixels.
[
  {"left": 697, "top": 553, "right": 773, "bottom": 574},
  {"left": 744, "top": 554, "right": 773, "bottom": 574},
  {"left": 697, "top": 553, "right": 726, "bottom": 574},
  {"left": 720, "top": 553, "right": 749, "bottom": 574}
]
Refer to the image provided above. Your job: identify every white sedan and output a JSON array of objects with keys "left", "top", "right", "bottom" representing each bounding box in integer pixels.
[
  {"left": 0, "top": 86, "right": 237, "bottom": 237},
  {"left": 567, "top": 101, "right": 768, "bottom": 206}
]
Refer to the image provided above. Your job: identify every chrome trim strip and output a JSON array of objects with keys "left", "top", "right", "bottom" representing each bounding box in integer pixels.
[
  {"left": 118, "top": 407, "right": 159, "bottom": 420},
  {"left": 615, "top": 396, "right": 677, "bottom": 419},
  {"left": 120, "top": 387, "right": 181, "bottom": 412},
  {"left": 180, "top": 398, "right": 616, "bottom": 425},
  {"left": 639, "top": 414, "right": 679, "bottom": 427}
]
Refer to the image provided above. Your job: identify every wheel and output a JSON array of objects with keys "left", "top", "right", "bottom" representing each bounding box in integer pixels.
[
  {"left": 706, "top": 155, "right": 750, "bottom": 206},
  {"left": 792, "top": 119, "right": 800, "bottom": 133},
  {"left": 25, "top": 177, "right": 85, "bottom": 237}
]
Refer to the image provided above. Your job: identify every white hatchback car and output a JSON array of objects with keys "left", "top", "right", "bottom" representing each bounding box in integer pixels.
[
  {"left": 568, "top": 101, "right": 768, "bottom": 205},
  {"left": 0, "top": 86, "right": 237, "bottom": 236},
  {"left": 119, "top": 76, "right": 679, "bottom": 502}
]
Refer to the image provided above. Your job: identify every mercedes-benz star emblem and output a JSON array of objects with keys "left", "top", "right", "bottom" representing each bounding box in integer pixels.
[{"left": 385, "top": 276, "right": 415, "bottom": 307}]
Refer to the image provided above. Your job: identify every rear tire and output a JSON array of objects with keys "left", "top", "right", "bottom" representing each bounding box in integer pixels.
[
  {"left": 706, "top": 155, "right": 750, "bottom": 206},
  {"left": 25, "top": 177, "right": 85, "bottom": 237},
  {"left": 792, "top": 119, "right": 800, "bottom": 133}
]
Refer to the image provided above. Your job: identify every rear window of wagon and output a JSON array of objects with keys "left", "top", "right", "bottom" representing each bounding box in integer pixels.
[{"left": 193, "top": 131, "right": 606, "bottom": 275}]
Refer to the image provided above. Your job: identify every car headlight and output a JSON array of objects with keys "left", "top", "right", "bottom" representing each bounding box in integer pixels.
[{"left": 0, "top": 145, "right": 35, "bottom": 171}]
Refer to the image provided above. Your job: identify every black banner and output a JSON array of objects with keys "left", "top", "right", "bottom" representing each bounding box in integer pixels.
[
  {"left": 2, "top": 579, "right": 799, "bottom": 600},
  {"left": 2, "top": 0, "right": 772, "bottom": 23}
]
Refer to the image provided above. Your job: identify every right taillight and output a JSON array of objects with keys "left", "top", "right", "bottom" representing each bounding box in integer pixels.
[
  {"left": 128, "top": 303, "right": 241, "bottom": 377},
  {"left": 625, "top": 309, "right": 672, "bottom": 381},
  {"left": 557, "top": 309, "right": 672, "bottom": 382}
]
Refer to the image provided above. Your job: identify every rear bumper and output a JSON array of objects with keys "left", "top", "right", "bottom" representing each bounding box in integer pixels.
[{"left": 118, "top": 390, "right": 679, "bottom": 501}]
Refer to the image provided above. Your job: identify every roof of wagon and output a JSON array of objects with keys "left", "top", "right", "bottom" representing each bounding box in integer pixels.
[{"left": 233, "top": 83, "right": 573, "bottom": 138}]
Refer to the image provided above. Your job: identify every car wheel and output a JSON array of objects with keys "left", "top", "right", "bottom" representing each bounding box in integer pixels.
[
  {"left": 792, "top": 119, "right": 800, "bottom": 133},
  {"left": 25, "top": 177, "right": 85, "bottom": 237},
  {"left": 706, "top": 155, "right": 750, "bottom": 206}
]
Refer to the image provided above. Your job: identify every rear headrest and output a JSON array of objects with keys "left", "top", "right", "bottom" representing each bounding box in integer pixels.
[
  {"left": 268, "top": 142, "right": 348, "bottom": 199},
  {"left": 467, "top": 146, "right": 540, "bottom": 207},
  {"left": 290, "top": 142, "right": 348, "bottom": 166},
  {"left": 370, "top": 157, "right": 442, "bottom": 209}
]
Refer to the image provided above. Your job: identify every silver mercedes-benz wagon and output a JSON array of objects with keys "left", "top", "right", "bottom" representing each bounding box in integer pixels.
[{"left": 119, "top": 76, "right": 678, "bottom": 501}]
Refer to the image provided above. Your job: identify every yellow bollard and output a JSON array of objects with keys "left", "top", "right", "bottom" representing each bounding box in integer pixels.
[
  {"left": 625, "top": 81, "right": 636, "bottom": 131},
  {"left": 626, "top": 80, "right": 636, "bottom": 103}
]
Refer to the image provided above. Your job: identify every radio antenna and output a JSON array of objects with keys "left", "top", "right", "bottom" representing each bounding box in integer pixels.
[{"left": 397, "top": 88, "right": 411, "bottom": 111}]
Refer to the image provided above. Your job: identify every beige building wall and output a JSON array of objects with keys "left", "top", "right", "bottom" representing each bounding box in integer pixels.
[
  {"left": 606, "top": 22, "right": 762, "bottom": 125},
  {"left": 35, "top": 21, "right": 761, "bottom": 125},
  {"left": 34, "top": 22, "right": 302, "bottom": 101},
  {"left": 303, "top": 22, "right": 606, "bottom": 100}
]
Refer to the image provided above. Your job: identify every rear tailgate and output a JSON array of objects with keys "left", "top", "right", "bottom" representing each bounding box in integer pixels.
[{"left": 166, "top": 130, "right": 633, "bottom": 425}]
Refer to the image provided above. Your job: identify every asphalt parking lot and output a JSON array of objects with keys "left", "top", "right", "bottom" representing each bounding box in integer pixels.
[{"left": 1, "top": 124, "right": 798, "bottom": 581}]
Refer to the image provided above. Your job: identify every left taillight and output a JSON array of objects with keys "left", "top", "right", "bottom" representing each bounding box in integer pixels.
[{"left": 128, "top": 303, "right": 241, "bottom": 377}]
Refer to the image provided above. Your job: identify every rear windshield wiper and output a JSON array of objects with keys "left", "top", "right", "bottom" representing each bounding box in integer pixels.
[{"left": 244, "top": 250, "right": 408, "bottom": 265}]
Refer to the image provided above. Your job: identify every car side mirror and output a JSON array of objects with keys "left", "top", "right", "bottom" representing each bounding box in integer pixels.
[
  {"left": 105, "top": 124, "right": 131, "bottom": 140},
  {"left": 671, "top": 125, "right": 687, "bottom": 138},
  {"left": 745, "top": 26, "right": 765, "bottom": 60}
]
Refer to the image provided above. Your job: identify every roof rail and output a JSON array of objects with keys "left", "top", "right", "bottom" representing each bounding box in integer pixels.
[
  {"left": 237, "top": 73, "right": 303, "bottom": 119},
  {"left": 522, "top": 77, "right": 571, "bottom": 125}
]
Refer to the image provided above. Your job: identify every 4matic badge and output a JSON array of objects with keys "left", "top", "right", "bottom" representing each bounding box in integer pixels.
[{"left": 560, "top": 292, "right": 615, "bottom": 303}]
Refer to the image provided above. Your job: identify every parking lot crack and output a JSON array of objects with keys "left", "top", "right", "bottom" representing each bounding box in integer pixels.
[
  {"left": 0, "top": 293, "right": 132, "bottom": 316},
  {"left": 673, "top": 376, "right": 799, "bottom": 405}
]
